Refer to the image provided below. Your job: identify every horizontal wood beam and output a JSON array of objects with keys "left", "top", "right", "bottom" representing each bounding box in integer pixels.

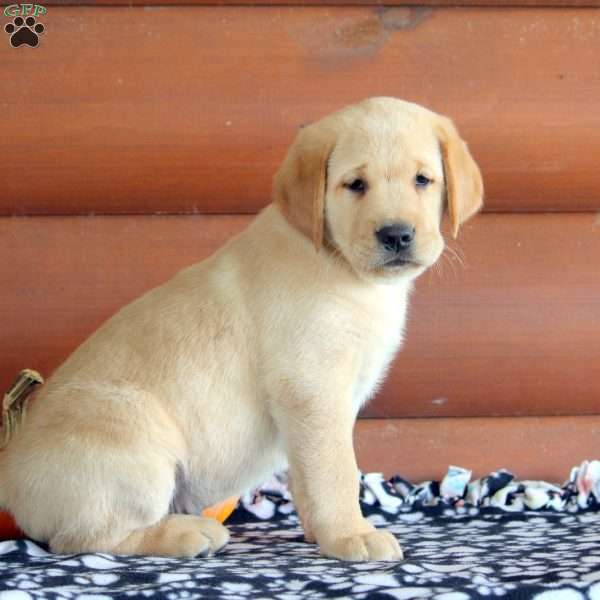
[
  {"left": 3, "top": 7, "right": 600, "bottom": 214},
  {"left": 1, "top": 212, "right": 599, "bottom": 418}
]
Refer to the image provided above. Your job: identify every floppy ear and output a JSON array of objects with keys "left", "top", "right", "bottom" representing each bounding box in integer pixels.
[
  {"left": 273, "top": 123, "right": 336, "bottom": 251},
  {"left": 436, "top": 117, "right": 484, "bottom": 238}
]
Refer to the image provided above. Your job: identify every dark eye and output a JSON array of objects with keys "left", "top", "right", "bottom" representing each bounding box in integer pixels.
[
  {"left": 415, "top": 174, "right": 431, "bottom": 187},
  {"left": 345, "top": 178, "right": 367, "bottom": 194}
]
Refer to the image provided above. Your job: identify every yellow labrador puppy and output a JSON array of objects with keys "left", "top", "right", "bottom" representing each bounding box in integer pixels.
[{"left": 0, "top": 97, "right": 482, "bottom": 561}]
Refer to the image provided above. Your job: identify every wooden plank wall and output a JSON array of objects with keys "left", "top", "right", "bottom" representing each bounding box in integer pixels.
[
  {"left": 1, "top": 2, "right": 598, "bottom": 481},
  {"left": 4, "top": 6, "right": 600, "bottom": 214}
]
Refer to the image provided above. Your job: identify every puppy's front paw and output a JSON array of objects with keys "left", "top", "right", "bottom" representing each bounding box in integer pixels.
[{"left": 319, "top": 529, "right": 403, "bottom": 562}]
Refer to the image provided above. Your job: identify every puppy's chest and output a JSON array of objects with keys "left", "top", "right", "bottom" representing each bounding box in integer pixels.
[{"left": 352, "top": 296, "right": 408, "bottom": 412}]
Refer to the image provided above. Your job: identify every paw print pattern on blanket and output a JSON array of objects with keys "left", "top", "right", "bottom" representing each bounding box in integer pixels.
[
  {"left": 1, "top": 464, "right": 599, "bottom": 598},
  {"left": 1, "top": 511, "right": 600, "bottom": 599}
]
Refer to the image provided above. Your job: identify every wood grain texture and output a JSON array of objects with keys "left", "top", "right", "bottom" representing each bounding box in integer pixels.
[
  {"left": 0, "top": 214, "right": 248, "bottom": 388},
  {"left": 1, "top": 211, "right": 599, "bottom": 418},
  {"left": 354, "top": 417, "right": 600, "bottom": 481},
  {"left": 3, "top": 7, "right": 600, "bottom": 214},
  {"left": 377, "top": 211, "right": 600, "bottom": 418}
]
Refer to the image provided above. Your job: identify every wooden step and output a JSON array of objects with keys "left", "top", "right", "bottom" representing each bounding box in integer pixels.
[{"left": 355, "top": 416, "right": 600, "bottom": 481}]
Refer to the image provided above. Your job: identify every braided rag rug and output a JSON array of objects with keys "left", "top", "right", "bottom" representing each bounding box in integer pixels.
[{"left": 1, "top": 461, "right": 600, "bottom": 599}]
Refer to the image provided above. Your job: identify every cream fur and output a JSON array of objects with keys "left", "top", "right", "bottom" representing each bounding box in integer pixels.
[{"left": 0, "top": 97, "right": 482, "bottom": 561}]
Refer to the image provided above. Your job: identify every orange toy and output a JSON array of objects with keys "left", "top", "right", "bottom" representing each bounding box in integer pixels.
[
  {"left": 0, "top": 497, "right": 239, "bottom": 541},
  {"left": 201, "top": 496, "right": 239, "bottom": 523}
]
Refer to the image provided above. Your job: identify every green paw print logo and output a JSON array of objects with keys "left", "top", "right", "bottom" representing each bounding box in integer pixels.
[{"left": 3, "top": 4, "right": 46, "bottom": 48}]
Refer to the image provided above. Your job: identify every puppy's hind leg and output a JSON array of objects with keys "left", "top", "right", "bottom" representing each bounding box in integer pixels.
[
  {"left": 45, "top": 451, "right": 224, "bottom": 557},
  {"left": 112, "top": 515, "right": 230, "bottom": 558},
  {"left": 9, "top": 384, "right": 228, "bottom": 558},
  {"left": 50, "top": 514, "right": 230, "bottom": 558},
  {"left": 45, "top": 450, "right": 230, "bottom": 558}
]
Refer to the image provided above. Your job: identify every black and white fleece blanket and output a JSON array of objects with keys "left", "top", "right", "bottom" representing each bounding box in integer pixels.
[{"left": 1, "top": 461, "right": 600, "bottom": 599}]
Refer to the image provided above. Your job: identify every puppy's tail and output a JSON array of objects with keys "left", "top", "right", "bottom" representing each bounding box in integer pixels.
[{"left": 0, "top": 369, "right": 44, "bottom": 508}]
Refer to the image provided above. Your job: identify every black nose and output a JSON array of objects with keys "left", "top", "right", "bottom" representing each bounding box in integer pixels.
[{"left": 375, "top": 224, "right": 415, "bottom": 253}]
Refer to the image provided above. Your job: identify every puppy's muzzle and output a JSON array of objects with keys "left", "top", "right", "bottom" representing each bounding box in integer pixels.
[{"left": 375, "top": 223, "right": 416, "bottom": 266}]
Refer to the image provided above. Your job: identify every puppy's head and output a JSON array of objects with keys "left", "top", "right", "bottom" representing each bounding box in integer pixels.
[{"left": 273, "top": 97, "right": 483, "bottom": 283}]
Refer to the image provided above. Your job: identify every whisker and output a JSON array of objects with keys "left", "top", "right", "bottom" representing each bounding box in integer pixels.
[
  {"left": 440, "top": 249, "right": 456, "bottom": 281},
  {"left": 445, "top": 241, "right": 466, "bottom": 269},
  {"left": 435, "top": 239, "right": 467, "bottom": 282}
]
